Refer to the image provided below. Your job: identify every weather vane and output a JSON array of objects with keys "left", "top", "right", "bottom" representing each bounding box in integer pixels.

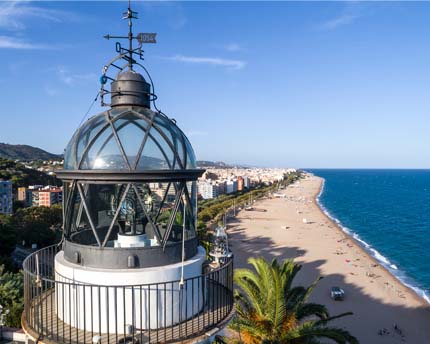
[{"left": 99, "top": 0, "right": 157, "bottom": 106}]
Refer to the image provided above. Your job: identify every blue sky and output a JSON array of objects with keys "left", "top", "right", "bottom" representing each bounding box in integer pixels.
[{"left": 1, "top": 1, "right": 430, "bottom": 168}]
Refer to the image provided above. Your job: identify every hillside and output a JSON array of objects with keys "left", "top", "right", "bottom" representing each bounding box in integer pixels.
[
  {"left": 196, "top": 160, "right": 247, "bottom": 169},
  {"left": 0, "top": 158, "right": 61, "bottom": 188},
  {"left": 0, "top": 143, "right": 61, "bottom": 161}
]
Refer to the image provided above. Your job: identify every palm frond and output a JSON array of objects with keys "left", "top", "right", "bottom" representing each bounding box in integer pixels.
[
  {"left": 314, "top": 312, "right": 354, "bottom": 326},
  {"left": 282, "top": 322, "right": 359, "bottom": 344},
  {"left": 232, "top": 257, "right": 359, "bottom": 344},
  {"left": 296, "top": 302, "right": 329, "bottom": 320}
]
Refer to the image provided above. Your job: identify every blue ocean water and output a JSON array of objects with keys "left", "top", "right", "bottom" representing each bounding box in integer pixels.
[{"left": 309, "top": 169, "right": 430, "bottom": 302}]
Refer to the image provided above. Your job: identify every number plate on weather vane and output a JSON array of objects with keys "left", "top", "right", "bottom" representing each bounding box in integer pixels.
[{"left": 137, "top": 33, "right": 157, "bottom": 44}]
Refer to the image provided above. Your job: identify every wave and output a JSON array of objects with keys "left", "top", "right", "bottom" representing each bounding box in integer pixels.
[{"left": 315, "top": 177, "right": 430, "bottom": 304}]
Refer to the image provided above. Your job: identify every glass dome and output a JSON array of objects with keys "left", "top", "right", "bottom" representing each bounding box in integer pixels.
[
  {"left": 64, "top": 107, "right": 196, "bottom": 171},
  {"left": 58, "top": 105, "right": 202, "bottom": 268}
]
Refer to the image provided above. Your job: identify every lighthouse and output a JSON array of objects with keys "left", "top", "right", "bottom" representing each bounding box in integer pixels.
[{"left": 22, "top": 4, "right": 234, "bottom": 344}]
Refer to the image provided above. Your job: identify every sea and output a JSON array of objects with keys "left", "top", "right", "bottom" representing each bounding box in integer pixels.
[{"left": 309, "top": 169, "right": 430, "bottom": 303}]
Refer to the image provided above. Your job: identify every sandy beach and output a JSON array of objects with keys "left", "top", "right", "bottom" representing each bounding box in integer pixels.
[{"left": 228, "top": 173, "right": 430, "bottom": 343}]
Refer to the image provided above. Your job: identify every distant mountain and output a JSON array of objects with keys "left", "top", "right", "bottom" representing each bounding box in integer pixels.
[
  {"left": 0, "top": 143, "right": 61, "bottom": 161},
  {"left": 0, "top": 158, "right": 61, "bottom": 188}
]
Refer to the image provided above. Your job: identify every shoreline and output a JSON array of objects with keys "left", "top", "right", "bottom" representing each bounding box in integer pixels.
[
  {"left": 229, "top": 173, "right": 430, "bottom": 343},
  {"left": 312, "top": 174, "right": 428, "bottom": 306}
]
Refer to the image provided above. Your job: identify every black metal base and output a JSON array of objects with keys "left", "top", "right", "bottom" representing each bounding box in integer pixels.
[{"left": 62, "top": 236, "right": 199, "bottom": 269}]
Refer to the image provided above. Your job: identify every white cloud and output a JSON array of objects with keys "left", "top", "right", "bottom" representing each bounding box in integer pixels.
[
  {"left": 319, "top": 3, "right": 366, "bottom": 31},
  {"left": 224, "top": 43, "right": 243, "bottom": 52},
  {"left": 44, "top": 85, "right": 59, "bottom": 97},
  {"left": 168, "top": 55, "right": 246, "bottom": 70},
  {"left": 321, "top": 13, "right": 360, "bottom": 30},
  {"left": 54, "top": 67, "right": 97, "bottom": 86},
  {"left": 0, "top": 1, "right": 71, "bottom": 30},
  {"left": 0, "top": 35, "right": 53, "bottom": 49}
]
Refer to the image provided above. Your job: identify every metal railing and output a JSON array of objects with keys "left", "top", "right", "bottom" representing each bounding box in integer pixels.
[{"left": 23, "top": 245, "right": 234, "bottom": 344}]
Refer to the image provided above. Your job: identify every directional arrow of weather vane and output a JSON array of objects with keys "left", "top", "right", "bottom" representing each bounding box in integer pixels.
[{"left": 103, "top": 33, "right": 157, "bottom": 44}]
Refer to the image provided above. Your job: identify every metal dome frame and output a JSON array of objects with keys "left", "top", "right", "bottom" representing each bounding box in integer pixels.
[{"left": 63, "top": 107, "right": 197, "bottom": 172}]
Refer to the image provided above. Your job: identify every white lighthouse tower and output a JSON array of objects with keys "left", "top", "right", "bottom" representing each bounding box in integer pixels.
[{"left": 22, "top": 4, "right": 234, "bottom": 344}]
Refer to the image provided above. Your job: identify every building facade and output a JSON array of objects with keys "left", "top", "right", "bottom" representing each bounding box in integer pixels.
[
  {"left": 226, "top": 179, "right": 238, "bottom": 194},
  {"left": 197, "top": 180, "right": 219, "bottom": 199},
  {"left": 237, "top": 176, "right": 244, "bottom": 191},
  {"left": 0, "top": 180, "right": 13, "bottom": 214},
  {"left": 36, "top": 188, "right": 63, "bottom": 207},
  {"left": 19, "top": 186, "right": 63, "bottom": 207}
]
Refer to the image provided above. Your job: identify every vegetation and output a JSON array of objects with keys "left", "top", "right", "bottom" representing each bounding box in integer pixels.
[
  {"left": 0, "top": 206, "right": 62, "bottom": 265},
  {"left": 0, "top": 206, "right": 61, "bottom": 327},
  {"left": 0, "top": 158, "right": 61, "bottom": 188},
  {"left": 0, "top": 215, "right": 17, "bottom": 255},
  {"left": 198, "top": 172, "right": 302, "bottom": 225},
  {"left": 0, "top": 143, "right": 61, "bottom": 161},
  {"left": 15, "top": 205, "right": 62, "bottom": 247},
  {"left": 229, "top": 257, "right": 358, "bottom": 344},
  {"left": 0, "top": 265, "right": 24, "bottom": 328}
]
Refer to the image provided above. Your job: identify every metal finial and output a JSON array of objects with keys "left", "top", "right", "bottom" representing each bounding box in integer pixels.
[
  {"left": 103, "top": 1, "right": 156, "bottom": 72},
  {"left": 100, "top": 1, "right": 158, "bottom": 107},
  {"left": 123, "top": 0, "right": 138, "bottom": 70}
]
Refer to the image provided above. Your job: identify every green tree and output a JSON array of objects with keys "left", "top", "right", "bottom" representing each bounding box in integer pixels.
[
  {"left": 231, "top": 257, "right": 358, "bottom": 344},
  {"left": 0, "top": 265, "right": 24, "bottom": 328},
  {"left": 13, "top": 207, "right": 60, "bottom": 248},
  {"left": 0, "top": 215, "right": 16, "bottom": 255}
]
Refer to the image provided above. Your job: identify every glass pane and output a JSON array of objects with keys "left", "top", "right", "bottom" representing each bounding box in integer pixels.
[
  {"left": 67, "top": 184, "right": 97, "bottom": 245},
  {"left": 146, "top": 182, "right": 169, "bottom": 222},
  {"left": 63, "top": 183, "right": 72, "bottom": 236},
  {"left": 117, "top": 186, "right": 139, "bottom": 235},
  {"left": 183, "top": 183, "right": 197, "bottom": 240},
  {"left": 153, "top": 116, "right": 185, "bottom": 169},
  {"left": 149, "top": 126, "right": 175, "bottom": 168},
  {"left": 63, "top": 133, "right": 78, "bottom": 169},
  {"left": 74, "top": 184, "right": 125, "bottom": 246},
  {"left": 76, "top": 114, "right": 107, "bottom": 168},
  {"left": 113, "top": 113, "right": 148, "bottom": 169},
  {"left": 184, "top": 137, "right": 197, "bottom": 169},
  {"left": 82, "top": 125, "right": 128, "bottom": 169},
  {"left": 114, "top": 184, "right": 160, "bottom": 246},
  {"left": 137, "top": 136, "right": 170, "bottom": 170},
  {"left": 161, "top": 183, "right": 197, "bottom": 243}
]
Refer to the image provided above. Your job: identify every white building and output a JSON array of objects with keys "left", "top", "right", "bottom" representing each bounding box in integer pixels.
[
  {"left": 243, "top": 175, "right": 250, "bottom": 188},
  {"left": 198, "top": 180, "right": 219, "bottom": 199},
  {"left": 0, "top": 180, "right": 13, "bottom": 214},
  {"left": 226, "top": 179, "right": 238, "bottom": 194}
]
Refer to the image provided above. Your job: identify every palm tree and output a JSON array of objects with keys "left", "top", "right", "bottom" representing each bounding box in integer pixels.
[{"left": 231, "top": 257, "right": 359, "bottom": 344}]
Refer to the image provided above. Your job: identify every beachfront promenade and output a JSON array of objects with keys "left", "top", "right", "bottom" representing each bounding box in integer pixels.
[{"left": 228, "top": 174, "right": 430, "bottom": 343}]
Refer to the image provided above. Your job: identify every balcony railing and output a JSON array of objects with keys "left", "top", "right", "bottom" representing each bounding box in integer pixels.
[{"left": 22, "top": 245, "right": 234, "bottom": 344}]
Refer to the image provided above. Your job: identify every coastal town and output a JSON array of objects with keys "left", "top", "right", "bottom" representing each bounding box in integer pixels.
[
  {"left": 0, "top": 157, "right": 297, "bottom": 215},
  {"left": 197, "top": 167, "right": 296, "bottom": 199}
]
